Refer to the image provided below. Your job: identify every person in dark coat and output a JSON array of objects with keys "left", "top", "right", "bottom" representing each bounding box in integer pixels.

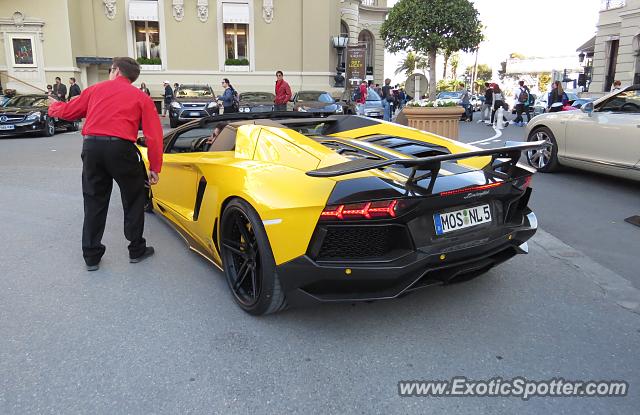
[
  {"left": 68, "top": 77, "right": 81, "bottom": 100},
  {"left": 162, "top": 80, "right": 173, "bottom": 117},
  {"left": 53, "top": 77, "right": 67, "bottom": 101}
]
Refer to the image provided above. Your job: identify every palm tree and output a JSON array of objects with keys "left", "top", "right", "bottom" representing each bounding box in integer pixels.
[
  {"left": 450, "top": 53, "right": 460, "bottom": 79},
  {"left": 395, "top": 52, "right": 428, "bottom": 77}
]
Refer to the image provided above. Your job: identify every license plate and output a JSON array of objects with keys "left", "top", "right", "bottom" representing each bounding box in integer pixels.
[
  {"left": 189, "top": 112, "right": 200, "bottom": 116},
  {"left": 434, "top": 204, "right": 492, "bottom": 235},
  {"left": 0, "top": 124, "right": 15, "bottom": 130},
  {"left": 368, "top": 112, "right": 380, "bottom": 116}
]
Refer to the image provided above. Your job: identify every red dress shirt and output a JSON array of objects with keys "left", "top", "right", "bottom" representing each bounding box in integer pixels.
[
  {"left": 356, "top": 83, "right": 367, "bottom": 104},
  {"left": 48, "top": 76, "right": 164, "bottom": 173}
]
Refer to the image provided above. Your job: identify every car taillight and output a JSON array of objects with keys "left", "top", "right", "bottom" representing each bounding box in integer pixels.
[
  {"left": 439, "top": 181, "right": 504, "bottom": 197},
  {"left": 320, "top": 199, "right": 400, "bottom": 221}
]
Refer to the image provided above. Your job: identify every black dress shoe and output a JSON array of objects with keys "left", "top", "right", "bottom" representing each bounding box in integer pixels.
[
  {"left": 130, "top": 246, "right": 155, "bottom": 263},
  {"left": 86, "top": 263, "right": 100, "bottom": 271}
]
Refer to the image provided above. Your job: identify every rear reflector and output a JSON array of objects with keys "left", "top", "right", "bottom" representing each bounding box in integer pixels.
[
  {"left": 320, "top": 199, "right": 399, "bottom": 221},
  {"left": 439, "top": 181, "right": 504, "bottom": 197}
]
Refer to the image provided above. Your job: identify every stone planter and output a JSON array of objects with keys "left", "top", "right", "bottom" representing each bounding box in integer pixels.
[{"left": 400, "top": 106, "right": 465, "bottom": 140}]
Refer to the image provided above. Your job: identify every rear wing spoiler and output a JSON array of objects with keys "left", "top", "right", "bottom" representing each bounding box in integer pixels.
[{"left": 306, "top": 140, "right": 547, "bottom": 183}]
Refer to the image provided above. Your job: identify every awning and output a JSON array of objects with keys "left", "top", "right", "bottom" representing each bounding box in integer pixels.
[
  {"left": 129, "top": 0, "right": 159, "bottom": 21},
  {"left": 576, "top": 36, "right": 595, "bottom": 53},
  {"left": 223, "top": 2, "right": 250, "bottom": 24}
]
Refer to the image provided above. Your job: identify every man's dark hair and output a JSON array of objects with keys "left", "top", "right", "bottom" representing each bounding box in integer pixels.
[
  {"left": 112, "top": 57, "right": 141, "bottom": 82},
  {"left": 70, "top": 77, "right": 76, "bottom": 82},
  {"left": 484, "top": 82, "right": 490, "bottom": 87},
  {"left": 47, "top": 84, "right": 53, "bottom": 90},
  {"left": 55, "top": 77, "right": 61, "bottom": 81},
  {"left": 459, "top": 82, "right": 465, "bottom": 88},
  {"left": 276, "top": 70, "right": 283, "bottom": 77},
  {"left": 519, "top": 80, "right": 525, "bottom": 86},
  {"left": 368, "top": 80, "right": 373, "bottom": 87}
]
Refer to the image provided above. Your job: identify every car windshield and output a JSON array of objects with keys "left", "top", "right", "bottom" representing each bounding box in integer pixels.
[
  {"left": 7, "top": 96, "right": 48, "bottom": 107},
  {"left": 297, "top": 92, "right": 334, "bottom": 103},
  {"left": 239, "top": 92, "right": 275, "bottom": 102},
  {"left": 437, "top": 92, "right": 463, "bottom": 99},
  {"left": 366, "top": 88, "right": 381, "bottom": 101},
  {"left": 177, "top": 86, "right": 214, "bottom": 98}
]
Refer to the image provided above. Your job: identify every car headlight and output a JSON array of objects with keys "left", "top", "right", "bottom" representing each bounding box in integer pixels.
[
  {"left": 26, "top": 111, "right": 42, "bottom": 121},
  {"left": 335, "top": 105, "right": 343, "bottom": 113},
  {"left": 240, "top": 107, "right": 250, "bottom": 113},
  {"left": 170, "top": 102, "right": 181, "bottom": 109},
  {"left": 207, "top": 102, "right": 217, "bottom": 109}
]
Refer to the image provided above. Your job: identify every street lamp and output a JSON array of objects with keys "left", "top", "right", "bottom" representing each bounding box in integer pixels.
[{"left": 332, "top": 36, "right": 348, "bottom": 87}]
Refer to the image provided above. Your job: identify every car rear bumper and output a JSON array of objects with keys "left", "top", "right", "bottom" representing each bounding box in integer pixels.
[{"left": 276, "top": 211, "right": 537, "bottom": 307}]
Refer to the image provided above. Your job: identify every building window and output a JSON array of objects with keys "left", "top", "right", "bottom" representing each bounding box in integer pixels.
[
  {"left": 358, "top": 30, "right": 375, "bottom": 76},
  {"left": 224, "top": 23, "right": 248, "bottom": 60},
  {"left": 133, "top": 21, "right": 161, "bottom": 60},
  {"left": 600, "top": 0, "right": 625, "bottom": 10}
]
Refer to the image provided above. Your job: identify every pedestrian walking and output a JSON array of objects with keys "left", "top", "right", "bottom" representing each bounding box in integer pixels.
[
  {"left": 218, "top": 78, "right": 238, "bottom": 113},
  {"left": 46, "top": 84, "right": 53, "bottom": 97},
  {"left": 162, "top": 80, "right": 173, "bottom": 117},
  {"left": 273, "top": 71, "right": 292, "bottom": 111},
  {"left": 381, "top": 78, "right": 393, "bottom": 121},
  {"left": 513, "top": 80, "right": 532, "bottom": 126},
  {"left": 173, "top": 82, "right": 180, "bottom": 96},
  {"left": 355, "top": 80, "right": 368, "bottom": 116},
  {"left": 68, "top": 77, "right": 81, "bottom": 100},
  {"left": 47, "top": 56, "right": 164, "bottom": 271},
  {"left": 52, "top": 77, "right": 67, "bottom": 101},
  {"left": 481, "top": 82, "right": 493, "bottom": 124},
  {"left": 139, "top": 82, "right": 150, "bottom": 96},
  {"left": 491, "top": 84, "right": 508, "bottom": 126},
  {"left": 548, "top": 81, "right": 567, "bottom": 113},
  {"left": 458, "top": 82, "right": 472, "bottom": 122}
]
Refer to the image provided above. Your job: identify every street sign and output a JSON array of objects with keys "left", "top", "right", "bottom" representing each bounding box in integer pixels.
[
  {"left": 404, "top": 73, "right": 428, "bottom": 100},
  {"left": 346, "top": 46, "right": 366, "bottom": 85}
]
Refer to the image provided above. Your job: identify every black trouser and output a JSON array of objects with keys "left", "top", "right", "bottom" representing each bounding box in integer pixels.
[
  {"left": 274, "top": 104, "right": 287, "bottom": 111},
  {"left": 81, "top": 136, "right": 147, "bottom": 265},
  {"left": 515, "top": 103, "right": 532, "bottom": 123},
  {"left": 223, "top": 106, "right": 237, "bottom": 114}
]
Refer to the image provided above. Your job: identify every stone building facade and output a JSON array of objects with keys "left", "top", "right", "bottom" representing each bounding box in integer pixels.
[{"left": 0, "top": 0, "right": 388, "bottom": 97}]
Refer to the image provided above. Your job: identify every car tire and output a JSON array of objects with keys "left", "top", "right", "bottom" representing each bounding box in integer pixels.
[
  {"left": 68, "top": 120, "right": 80, "bottom": 132},
  {"left": 220, "top": 198, "right": 287, "bottom": 316},
  {"left": 169, "top": 118, "right": 178, "bottom": 128},
  {"left": 527, "top": 126, "right": 560, "bottom": 172},
  {"left": 43, "top": 117, "right": 55, "bottom": 137}
]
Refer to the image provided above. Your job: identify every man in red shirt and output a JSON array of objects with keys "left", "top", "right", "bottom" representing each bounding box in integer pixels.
[
  {"left": 355, "top": 80, "right": 368, "bottom": 115},
  {"left": 273, "top": 70, "right": 292, "bottom": 111},
  {"left": 48, "top": 57, "right": 164, "bottom": 271}
]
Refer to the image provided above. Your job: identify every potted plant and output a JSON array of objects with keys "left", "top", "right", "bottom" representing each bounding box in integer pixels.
[
  {"left": 224, "top": 58, "right": 250, "bottom": 72},
  {"left": 136, "top": 56, "right": 162, "bottom": 71},
  {"left": 400, "top": 100, "right": 465, "bottom": 139}
]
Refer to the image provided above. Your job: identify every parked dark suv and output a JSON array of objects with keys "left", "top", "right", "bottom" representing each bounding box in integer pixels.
[{"left": 169, "top": 84, "right": 219, "bottom": 128}]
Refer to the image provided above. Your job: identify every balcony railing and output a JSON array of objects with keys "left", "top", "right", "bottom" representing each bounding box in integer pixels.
[
  {"left": 600, "top": 0, "right": 625, "bottom": 10},
  {"left": 361, "top": 0, "right": 385, "bottom": 7}
]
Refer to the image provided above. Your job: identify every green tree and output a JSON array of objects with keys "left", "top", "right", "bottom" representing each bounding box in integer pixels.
[
  {"left": 381, "top": 0, "right": 483, "bottom": 100},
  {"left": 474, "top": 64, "right": 493, "bottom": 81},
  {"left": 538, "top": 73, "right": 552, "bottom": 93},
  {"left": 449, "top": 53, "right": 460, "bottom": 79},
  {"left": 395, "top": 51, "right": 428, "bottom": 77}
]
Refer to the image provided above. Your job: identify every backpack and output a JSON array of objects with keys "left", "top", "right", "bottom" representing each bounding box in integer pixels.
[
  {"left": 518, "top": 87, "right": 529, "bottom": 103},
  {"left": 231, "top": 88, "right": 240, "bottom": 111}
]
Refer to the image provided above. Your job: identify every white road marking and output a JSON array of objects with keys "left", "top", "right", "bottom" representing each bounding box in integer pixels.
[{"left": 468, "top": 126, "right": 502, "bottom": 145}]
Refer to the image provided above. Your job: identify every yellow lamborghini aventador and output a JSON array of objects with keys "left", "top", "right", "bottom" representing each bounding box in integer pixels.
[{"left": 137, "top": 112, "right": 544, "bottom": 315}]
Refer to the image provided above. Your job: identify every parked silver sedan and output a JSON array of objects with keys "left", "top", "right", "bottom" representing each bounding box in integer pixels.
[{"left": 525, "top": 85, "right": 640, "bottom": 181}]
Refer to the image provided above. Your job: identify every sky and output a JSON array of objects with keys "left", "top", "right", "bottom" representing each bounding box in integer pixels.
[{"left": 383, "top": 0, "right": 602, "bottom": 84}]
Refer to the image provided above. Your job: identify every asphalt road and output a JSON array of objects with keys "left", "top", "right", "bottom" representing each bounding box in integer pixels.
[{"left": 1, "top": 123, "right": 639, "bottom": 414}]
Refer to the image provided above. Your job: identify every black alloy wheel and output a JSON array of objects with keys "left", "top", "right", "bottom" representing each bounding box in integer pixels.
[
  {"left": 44, "top": 117, "right": 55, "bottom": 137},
  {"left": 220, "top": 199, "right": 286, "bottom": 315}
]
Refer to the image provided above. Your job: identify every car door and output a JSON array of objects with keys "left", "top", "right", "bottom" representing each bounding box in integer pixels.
[
  {"left": 564, "top": 88, "right": 640, "bottom": 169},
  {"left": 152, "top": 127, "right": 209, "bottom": 221}
]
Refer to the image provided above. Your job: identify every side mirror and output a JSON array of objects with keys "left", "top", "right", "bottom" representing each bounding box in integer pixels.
[{"left": 582, "top": 102, "right": 594, "bottom": 115}]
